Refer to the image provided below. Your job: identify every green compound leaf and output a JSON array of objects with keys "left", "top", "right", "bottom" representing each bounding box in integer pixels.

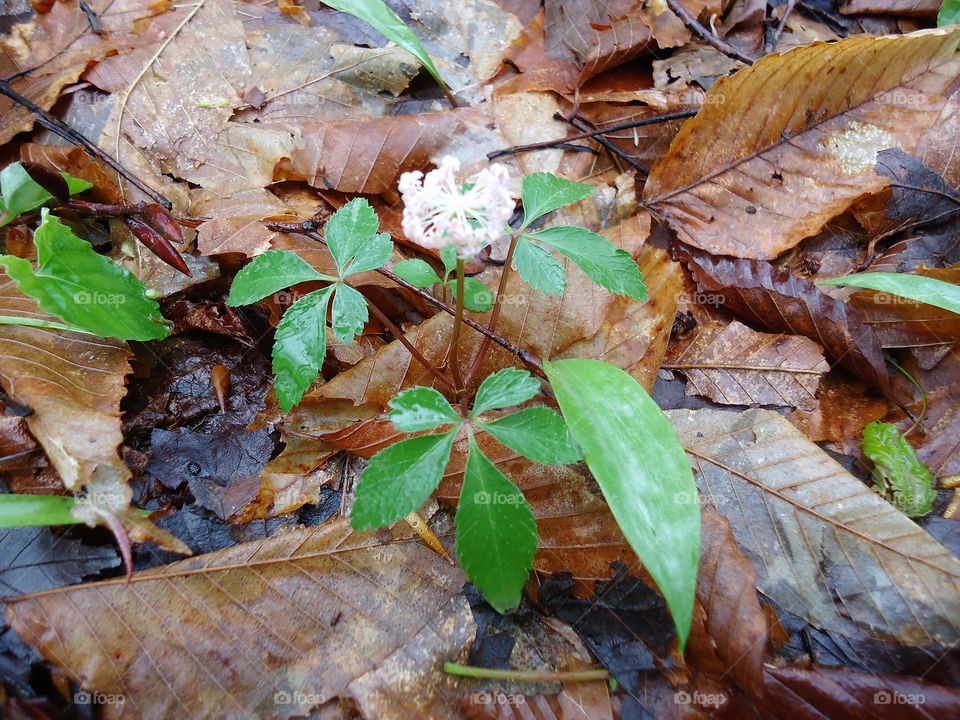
[
  {"left": 480, "top": 406, "right": 582, "bottom": 465},
  {"left": 345, "top": 232, "right": 393, "bottom": 276},
  {"left": 388, "top": 386, "right": 461, "bottom": 433},
  {"left": 227, "top": 250, "right": 333, "bottom": 306},
  {"left": 817, "top": 271, "right": 960, "bottom": 316},
  {"left": 862, "top": 421, "right": 937, "bottom": 518},
  {"left": 455, "top": 434, "right": 538, "bottom": 613},
  {"left": 440, "top": 245, "right": 457, "bottom": 279},
  {"left": 330, "top": 283, "right": 368, "bottom": 342},
  {"left": 0, "top": 210, "right": 170, "bottom": 341},
  {"left": 513, "top": 238, "right": 566, "bottom": 296},
  {"left": 520, "top": 173, "right": 594, "bottom": 230},
  {"left": 324, "top": 198, "right": 380, "bottom": 276},
  {"left": 321, "top": 0, "right": 450, "bottom": 95},
  {"left": 351, "top": 431, "right": 457, "bottom": 530},
  {"left": 527, "top": 226, "right": 647, "bottom": 300},
  {"left": 273, "top": 286, "right": 335, "bottom": 411},
  {"left": 449, "top": 276, "right": 495, "bottom": 312},
  {"left": 544, "top": 358, "right": 699, "bottom": 649},
  {"left": 393, "top": 258, "right": 442, "bottom": 287},
  {"left": 472, "top": 367, "right": 540, "bottom": 417}
]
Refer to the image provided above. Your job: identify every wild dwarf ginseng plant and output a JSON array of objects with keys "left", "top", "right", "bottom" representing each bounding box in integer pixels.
[{"left": 227, "top": 159, "right": 700, "bottom": 647}]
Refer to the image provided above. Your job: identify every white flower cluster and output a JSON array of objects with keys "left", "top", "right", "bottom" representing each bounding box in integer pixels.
[{"left": 398, "top": 156, "right": 514, "bottom": 260}]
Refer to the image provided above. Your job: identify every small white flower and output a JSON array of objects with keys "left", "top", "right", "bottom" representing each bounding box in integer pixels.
[{"left": 398, "top": 156, "right": 514, "bottom": 260}]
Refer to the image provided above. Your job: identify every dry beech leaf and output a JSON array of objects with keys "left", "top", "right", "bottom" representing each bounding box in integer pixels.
[
  {"left": 677, "top": 247, "right": 893, "bottom": 397},
  {"left": 839, "top": 0, "right": 940, "bottom": 17},
  {"left": 669, "top": 408, "right": 960, "bottom": 646},
  {"left": 6, "top": 519, "right": 474, "bottom": 720},
  {"left": 664, "top": 319, "right": 830, "bottom": 410},
  {"left": 747, "top": 666, "right": 960, "bottom": 719},
  {"left": 686, "top": 507, "right": 766, "bottom": 699},
  {"left": 195, "top": 189, "right": 291, "bottom": 257},
  {"left": 644, "top": 29, "right": 960, "bottom": 259},
  {"left": 253, "top": 436, "right": 341, "bottom": 519},
  {"left": 0, "top": 276, "right": 132, "bottom": 495}
]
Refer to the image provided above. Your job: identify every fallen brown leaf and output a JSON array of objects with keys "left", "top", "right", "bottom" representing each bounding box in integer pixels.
[
  {"left": 644, "top": 29, "right": 960, "bottom": 259},
  {"left": 6, "top": 518, "right": 473, "bottom": 720},
  {"left": 670, "top": 407, "right": 960, "bottom": 647}
]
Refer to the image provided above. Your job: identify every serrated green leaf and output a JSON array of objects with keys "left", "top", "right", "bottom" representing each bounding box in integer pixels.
[
  {"left": 0, "top": 210, "right": 170, "bottom": 340},
  {"left": 520, "top": 173, "right": 594, "bottom": 229},
  {"left": 273, "top": 286, "right": 335, "bottom": 411},
  {"left": 528, "top": 226, "right": 647, "bottom": 300},
  {"left": 330, "top": 283, "right": 368, "bottom": 342},
  {"left": 513, "top": 238, "right": 566, "bottom": 296},
  {"left": 817, "top": 271, "right": 960, "bottom": 316},
  {"left": 440, "top": 245, "right": 458, "bottom": 279},
  {"left": 544, "top": 358, "right": 699, "bottom": 649},
  {"left": 939, "top": 0, "right": 960, "bottom": 26},
  {"left": 324, "top": 198, "right": 380, "bottom": 276},
  {"left": 472, "top": 367, "right": 540, "bottom": 417},
  {"left": 346, "top": 232, "right": 393, "bottom": 276},
  {"left": 63, "top": 173, "right": 93, "bottom": 195},
  {"left": 862, "top": 421, "right": 936, "bottom": 518},
  {"left": 393, "top": 258, "right": 442, "bottom": 287},
  {"left": 0, "top": 163, "right": 54, "bottom": 225},
  {"left": 388, "top": 386, "right": 461, "bottom": 433},
  {"left": 455, "top": 434, "right": 538, "bottom": 613},
  {"left": 449, "top": 276, "right": 495, "bottom": 312},
  {"left": 351, "top": 431, "right": 457, "bottom": 530},
  {"left": 227, "top": 250, "right": 333, "bottom": 306},
  {"left": 321, "top": 0, "right": 449, "bottom": 94},
  {"left": 480, "top": 407, "right": 581, "bottom": 465}
]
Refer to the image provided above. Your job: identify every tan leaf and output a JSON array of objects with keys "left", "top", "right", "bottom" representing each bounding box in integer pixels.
[
  {"left": 839, "top": 0, "right": 939, "bottom": 17},
  {"left": 0, "top": 0, "right": 114, "bottom": 144},
  {"left": 669, "top": 407, "right": 960, "bottom": 646},
  {"left": 559, "top": 242, "right": 682, "bottom": 391},
  {"left": 688, "top": 507, "right": 766, "bottom": 698},
  {"left": 6, "top": 519, "right": 473, "bottom": 720},
  {"left": 664, "top": 319, "right": 830, "bottom": 410},
  {"left": 644, "top": 29, "right": 960, "bottom": 259},
  {"left": 195, "top": 189, "right": 291, "bottom": 257},
  {"left": 0, "top": 276, "right": 131, "bottom": 494}
]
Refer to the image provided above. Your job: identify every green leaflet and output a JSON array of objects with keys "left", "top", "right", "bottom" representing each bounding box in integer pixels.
[
  {"left": 351, "top": 431, "right": 457, "bottom": 530},
  {"left": 862, "top": 421, "right": 937, "bottom": 518},
  {"left": 455, "top": 434, "right": 538, "bottom": 613},
  {"left": 817, "top": 271, "right": 960, "bottom": 316},
  {"left": 0, "top": 210, "right": 170, "bottom": 341},
  {"left": 544, "top": 358, "right": 699, "bottom": 649}
]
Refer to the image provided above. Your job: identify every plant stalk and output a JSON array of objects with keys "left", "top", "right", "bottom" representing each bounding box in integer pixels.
[
  {"left": 449, "top": 259, "right": 466, "bottom": 395},
  {"left": 364, "top": 299, "right": 456, "bottom": 391},
  {"left": 443, "top": 662, "right": 609, "bottom": 682}
]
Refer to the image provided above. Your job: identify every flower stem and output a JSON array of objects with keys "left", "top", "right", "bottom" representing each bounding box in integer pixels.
[
  {"left": 462, "top": 234, "right": 520, "bottom": 395},
  {"left": 448, "top": 260, "right": 466, "bottom": 395},
  {"left": 443, "top": 662, "right": 609, "bottom": 682},
  {"left": 364, "top": 299, "right": 456, "bottom": 391}
]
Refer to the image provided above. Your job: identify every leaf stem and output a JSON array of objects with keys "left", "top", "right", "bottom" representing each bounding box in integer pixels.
[
  {"left": 0, "top": 315, "right": 96, "bottom": 335},
  {"left": 364, "top": 299, "right": 456, "bottom": 391},
  {"left": 449, "top": 259, "right": 466, "bottom": 395},
  {"left": 462, "top": 234, "right": 520, "bottom": 397},
  {"left": 443, "top": 662, "right": 609, "bottom": 682}
]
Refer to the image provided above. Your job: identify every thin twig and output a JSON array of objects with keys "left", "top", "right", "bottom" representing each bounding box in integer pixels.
[
  {"left": 665, "top": 0, "right": 757, "bottom": 65},
  {"left": 0, "top": 81, "right": 172, "bottom": 209},
  {"left": 462, "top": 234, "right": 520, "bottom": 394},
  {"left": 564, "top": 113, "right": 649, "bottom": 173},
  {"left": 365, "top": 299, "right": 456, "bottom": 391},
  {"left": 488, "top": 110, "right": 697, "bottom": 161},
  {"left": 766, "top": 0, "right": 798, "bottom": 53}
]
